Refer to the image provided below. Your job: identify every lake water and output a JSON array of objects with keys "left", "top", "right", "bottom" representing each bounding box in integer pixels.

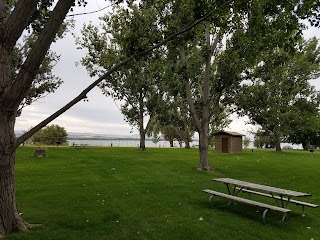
[
  {"left": 68, "top": 139, "right": 302, "bottom": 149},
  {"left": 68, "top": 139, "right": 199, "bottom": 148}
]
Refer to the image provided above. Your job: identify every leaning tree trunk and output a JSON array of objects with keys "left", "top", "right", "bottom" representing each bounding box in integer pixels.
[{"left": 0, "top": 110, "right": 30, "bottom": 235}]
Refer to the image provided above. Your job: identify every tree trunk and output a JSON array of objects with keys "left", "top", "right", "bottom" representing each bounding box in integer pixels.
[
  {"left": 0, "top": 38, "right": 31, "bottom": 236},
  {"left": 139, "top": 129, "right": 146, "bottom": 151},
  {"left": 139, "top": 92, "right": 146, "bottom": 151},
  {"left": 169, "top": 138, "right": 174, "bottom": 147},
  {"left": 183, "top": 114, "right": 191, "bottom": 149},
  {"left": 198, "top": 130, "right": 211, "bottom": 170},
  {"left": 0, "top": 110, "right": 30, "bottom": 235},
  {"left": 302, "top": 141, "right": 309, "bottom": 150},
  {"left": 197, "top": 22, "right": 212, "bottom": 170},
  {"left": 275, "top": 138, "right": 282, "bottom": 152}
]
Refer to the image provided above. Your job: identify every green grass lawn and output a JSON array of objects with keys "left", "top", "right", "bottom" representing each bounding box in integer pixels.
[{"left": 7, "top": 147, "right": 320, "bottom": 240}]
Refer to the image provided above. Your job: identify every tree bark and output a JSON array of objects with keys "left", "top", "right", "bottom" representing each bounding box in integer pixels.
[
  {"left": 0, "top": 0, "right": 38, "bottom": 49},
  {"left": 302, "top": 142, "right": 309, "bottom": 150},
  {"left": 198, "top": 129, "right": 211, "bottom": 170},
  {"left": 139, "top": 92, "right": 146, "bottom": 151},
  {"left": 275, "top": 138, "right": 282, "bottom": 152},
  {"left": 0, "top": 108, "right": 30, "bottom": 235},
  {"left": 169, "top": 138, "right": 174, "bottom": 147},
  {"left": 183, "top": 113, "right": 191, "bottom": 148}
]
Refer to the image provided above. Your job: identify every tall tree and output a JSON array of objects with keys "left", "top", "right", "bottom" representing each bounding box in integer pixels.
[
  {"left": 78, "top": 4, "right": 164, "bottom": 150},
  {"left": 287, "top": 98, "right": 320, "bottom": 149},
  {"left": 235, "top": 38, "right": 320, "bottom": 152},
  {"left": 0, "top": 0, "right": 83, "bottom": 235}
]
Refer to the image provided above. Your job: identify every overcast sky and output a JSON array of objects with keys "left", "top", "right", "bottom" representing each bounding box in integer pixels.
[{"left": 14, "top": 2, "right": 320, "bottom": 137}]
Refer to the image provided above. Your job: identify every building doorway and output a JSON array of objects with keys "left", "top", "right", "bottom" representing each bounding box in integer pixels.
[{"left": 222, "top": 138, "right": 229, "bottom": 153}]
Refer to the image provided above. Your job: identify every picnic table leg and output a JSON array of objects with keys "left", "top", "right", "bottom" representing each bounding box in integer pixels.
[
  {"left": 208, "top": 195, "right": 214, "bottom": 208},
  {"left": 279, "top": 195, "right": 290, "bottom": 220},
  {"left": 226, "top": 184, "right": 233, "bottom": 205},
  {"left": 262, "top": 209, "right": 268, "bottom": 224},
  {"left": 301, "top": 205, "right": 305, "bottom": 217},
  {"left": 208, "top": 194, "right": 230, "bottom": 208},
  {"left": 263, "top": 209, "right": 287, "bottom": 224}
]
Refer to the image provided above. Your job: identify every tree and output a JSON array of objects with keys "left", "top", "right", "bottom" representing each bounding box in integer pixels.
[
  {"left": 287, "top": 99, "right": 320, "bottom": 149},
  {"left": 242, "top": 137, "right": 251, "bottom": 149},
  {"left": 253, "top": 130, "right": 275, "bottom": 148},
  {"left": 154, "top": 96, "right": 195, "bottom": 148},
  {"left": 31, "top": 124, "right": 68, "bottom": 145},
  {"left": 235, "top": 38, "right": 320, "bottom": 152},
  {"left": 0, "top": 0, "right": 84, "bottom": 235},
  {"left": 78, "top": 4, "right": 165, "bottom": 151}
]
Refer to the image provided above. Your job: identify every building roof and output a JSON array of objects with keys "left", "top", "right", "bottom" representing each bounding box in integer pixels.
[{"left": 213, "top": 131, "right": 245, "bottom": 136}]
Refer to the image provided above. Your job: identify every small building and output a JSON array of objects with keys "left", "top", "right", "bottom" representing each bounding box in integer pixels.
[{"left": 213, "top": 131, "right": 244, "bottom": 154}]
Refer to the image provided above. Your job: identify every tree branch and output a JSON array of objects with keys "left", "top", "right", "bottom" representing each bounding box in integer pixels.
[
  {"left": 184, "top": 79, "right": 202, "bottom": 131},
  {"left": 0, "top": 0, "right": 39, "bottom": 49},
  {"left": 145, "top": 94, "right": 162, "bottom": 134},
  {"left": 15, "top": 1, "right": 236, "bottom": 147},
  {"left": 11, "top": 0, "right": 74, "bottom": 103}
]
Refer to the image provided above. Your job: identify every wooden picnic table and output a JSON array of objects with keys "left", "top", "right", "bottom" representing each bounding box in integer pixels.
[
  {"left": 214, "top": 178, "right": 311, "bottom": 197},
  {"left": 203, "top": 178, "right": 318, "bottom": 223}
]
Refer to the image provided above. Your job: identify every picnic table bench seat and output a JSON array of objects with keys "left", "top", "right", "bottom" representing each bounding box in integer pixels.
[
  {"left": 203, "top": 189, "right": 290, "bottom": 224},
  {"left": 234, "top": 187, "right": 319, "bottom": 216}
]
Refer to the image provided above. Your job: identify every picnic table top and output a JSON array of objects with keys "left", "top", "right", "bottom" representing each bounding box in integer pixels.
[{"left": 213, "top": 178, "right": 311, "bottom": 197}]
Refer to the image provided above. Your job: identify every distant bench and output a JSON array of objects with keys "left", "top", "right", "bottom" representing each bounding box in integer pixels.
[
  {"left": 203, "top": 189, "right": 290, "bottom": 224},
  {"left": 72, "top": 143, "right": 89, "bottom": 147}
]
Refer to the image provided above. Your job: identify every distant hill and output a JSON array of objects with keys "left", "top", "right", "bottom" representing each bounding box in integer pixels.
[{"left": 14, "top": 130, "right": 141, "bottom": 139}]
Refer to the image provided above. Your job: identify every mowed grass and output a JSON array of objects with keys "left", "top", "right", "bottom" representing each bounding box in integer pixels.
[{"left": 7, "top": 147, "right": 320, "bottom": 240}]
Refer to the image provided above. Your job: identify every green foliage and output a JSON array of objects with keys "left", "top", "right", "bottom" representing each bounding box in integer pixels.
[
  {"left": 235, "top": 38, "right": 320, "bottom": 148},
  {"left": 78, "top": 4, "right": 165, "bottom": 134},
  {"left": 31, "top": 124, "right": 68, "bottom": 145},
  {"left": 154, "top": 96, "right": 194, "bottom": 146},
  {"left": 253, "top": 130, "right": 275, "bottom": 148},
  {"left": 242, "top": 137, "right": 251, "bottom": 149},
  {"left": 7, "top": 2, "right": 76, "bottom": 117},
  {"left": 12, "top": 34, "right": 63, "bottom": 116}
]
